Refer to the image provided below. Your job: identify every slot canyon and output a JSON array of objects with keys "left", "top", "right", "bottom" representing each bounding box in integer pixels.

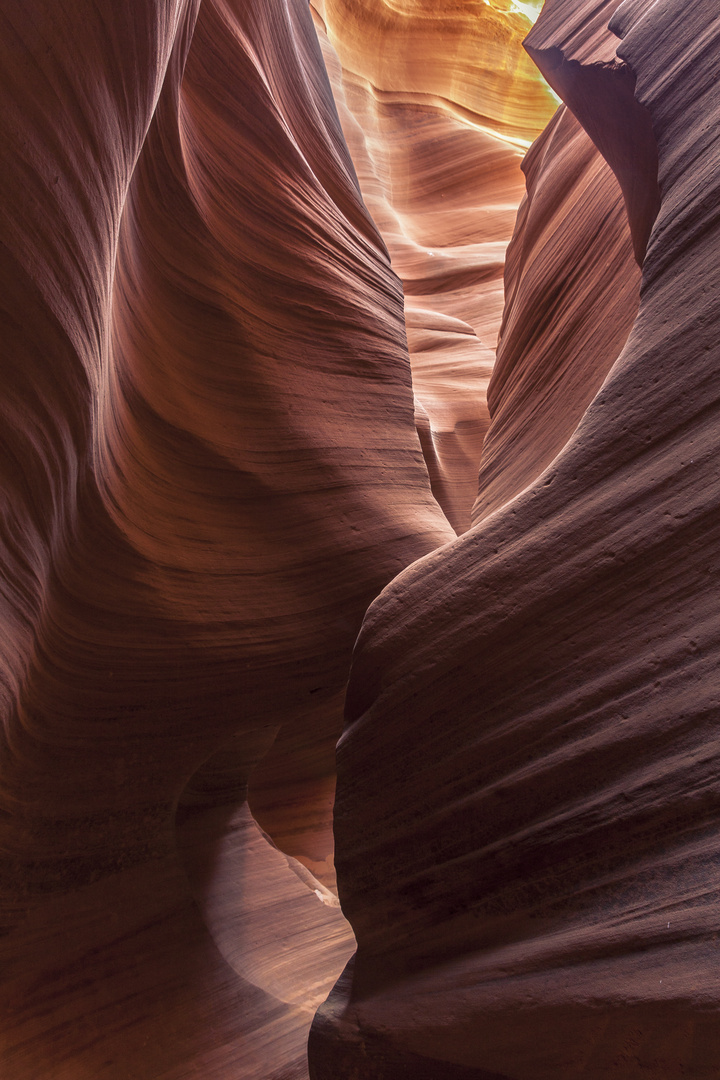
[{"left": 0, "top": 0, "right": 719, "bottom": 1077}]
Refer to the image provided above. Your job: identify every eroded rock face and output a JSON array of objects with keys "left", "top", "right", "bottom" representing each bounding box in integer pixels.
[
  {"left": 474, "top": 101, "right": 641, "bottom": 524},
  {"left": 0, "top": 0, "right": 452, "bottom": 1076},
  {"left": 311, "top": 1, "right": 720, "bottom": 1077},
  {"left": 524, "top": 0, "right": 661, "bottom": 264},
  {"left": 3, "top": 0, "right": 718, "bottom": 1077},
  {"left": 312, "top": 0, "right": 557, "bottom": 531},
  {"left": 314, "top": 0, "right": 553, "bottom": 144}
]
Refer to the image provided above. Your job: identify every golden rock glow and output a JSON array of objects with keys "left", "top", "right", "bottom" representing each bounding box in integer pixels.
[
  {"left": 315, "top": 0, "right": 557, "bottom": 144},
  {"left": 312, "top": 0, "right": 556, "bottom": 530}
]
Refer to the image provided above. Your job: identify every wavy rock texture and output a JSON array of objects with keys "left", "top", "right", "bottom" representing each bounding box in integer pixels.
[
  {"left": 524, "top": 0, "right": 661, "bottom": 263},
  {"left": 0, "top": 0, "right": 453, "bottom": 1077},
  {"left": 311, "top": 0, "right": 557, "bottom": 531},
  {"left": 3, "top": 0, "right": 717, "bottom": 1078},
  {"left": 474, "top": 101, "right": 641, "bottom": 523},
  {"left": 311, "top": 1, "right": 720, "bottom": 1077}
]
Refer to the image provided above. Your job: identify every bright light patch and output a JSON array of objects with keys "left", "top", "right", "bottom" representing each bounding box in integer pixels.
[{"left": 512, "top": 1, "right": 543, "bottom": 23}]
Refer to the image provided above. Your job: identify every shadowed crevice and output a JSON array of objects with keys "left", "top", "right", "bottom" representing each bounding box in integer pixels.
[{"left": 523, "top": 46, "right": 660, "bottom": 265}]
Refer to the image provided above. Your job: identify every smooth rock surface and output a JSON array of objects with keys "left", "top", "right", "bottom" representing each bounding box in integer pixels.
[
  {"left": 0, "top": 0, "right": 450, "bottom": 1076},
  {"left": 474, "top": 102, "right": 641, "bottom": 524},
  {"left": 312, "top": 1, "right": 720, "bottom": 1077},
  {"left": 312, "top": 0, "right": 557, "bottom": 531},
  {"left": 3, "top": 0, "right": 719, "bottom": 1077}
]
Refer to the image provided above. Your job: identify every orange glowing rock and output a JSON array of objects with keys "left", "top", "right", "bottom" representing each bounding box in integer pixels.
[{"left": 313, "top": 0, "right": 557, "bottom": 530}]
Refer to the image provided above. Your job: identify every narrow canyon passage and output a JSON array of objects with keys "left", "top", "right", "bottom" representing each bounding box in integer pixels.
[
  {"left": 0, "top": 2, "right": 719, "bottom": 1080},
  {"left": 311, "top": 0, "right": 558, "bottom": 534},
  {"left": 312, "top": 3, "right": 720, "bottom": 1079}
]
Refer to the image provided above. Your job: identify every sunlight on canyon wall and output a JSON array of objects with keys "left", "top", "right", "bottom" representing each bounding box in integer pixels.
[
  {"left": 1, "top": 1, "right": 719, "bottom": 1079},
  {"left": 311, "top": 2, "right": 720, "bottom": 1078},
  {"left": 311, "top": 0, "right": 557, "bottom": 531}
]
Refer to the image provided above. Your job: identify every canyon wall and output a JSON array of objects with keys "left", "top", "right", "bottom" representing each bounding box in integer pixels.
[
  {"left": 0, "top": 0, "right": 718, "bottom": 1078},
  {"left": 311, "top": 1, "right": 720, "bottom": 1078},
  {"left": 0, "top": 0, "right": 452, "bottom": 1077},
  {"left": 311, "top": 0, "right": 556, "bottom": 531}
]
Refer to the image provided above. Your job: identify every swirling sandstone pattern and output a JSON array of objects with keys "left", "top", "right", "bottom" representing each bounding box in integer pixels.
[
  {"left": 312, "top": 0, "right": 557, "bottom": 531},
  {"left": 0, "top": 0, "right": 452, "bottom": 1077},
  {"left": 311, "top": 1, "right": 720, "bottom": 1078},
  {"left": 3, "top": 0, "right": 718, "bottom": 1077},
  {"left": 474, "top": 101, "right": 641, "bottom": 523}
]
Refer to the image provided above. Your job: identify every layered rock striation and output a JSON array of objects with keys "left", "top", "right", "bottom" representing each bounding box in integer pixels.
[
  {"left": 311, "top": 0, "right": 557, "bottom": 531},
  {"left": 474, "top": 100, "right": 641, "bottom": 524},
  {"left": 312, "top": 1, "right": 720, "bottom": 1077},
  {"left": 2, "top": 0, "right": 718, "bottom": 1078},
  {"left": 0, "top": 0, "right": 452, "bottom": 1077}
]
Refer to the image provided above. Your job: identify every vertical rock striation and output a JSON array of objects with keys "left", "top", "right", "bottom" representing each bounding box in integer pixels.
[{"left": 474, "top": 101, "right": 641, "bottom": 524}]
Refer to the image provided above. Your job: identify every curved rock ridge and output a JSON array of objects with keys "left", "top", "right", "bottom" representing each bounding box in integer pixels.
[
  {"left": 314, "top": 0, "right": 556, "bottom": 144},
  {"left": 312, "top": 0, "right": 557, "bottom": 531},
  {"left": 524, "top": 0, "right": 661, "bottom": 263},
  {"left": 0, "top": 0, "right": 453, "bottom": 1076},
  {"left": 311, "top": 1, "right": 720, "bottom": 1077},
  {"left": 473, "top": 102, "right": 641, "bottom": 524}
]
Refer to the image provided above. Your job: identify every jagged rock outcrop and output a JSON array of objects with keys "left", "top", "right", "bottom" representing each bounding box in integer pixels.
[
  {"left": 0, "top": 0, "right": 452, "bottom": 1077},
  {"left": 311, "top": 1, "right": 720, "bottom": 1077},
  {"left": 524, "top": 0, "right": 661, "bottom": 264}
]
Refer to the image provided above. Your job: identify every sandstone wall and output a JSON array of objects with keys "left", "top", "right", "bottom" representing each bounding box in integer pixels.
[
  {"left": 0, "top": 1, "right": 451, "bottom": 1076},
  {"left": 312, "top": 0, "right": 556, "bottom": 531},
  {"left": 311, "top": 2, "right": 720, "bottom": 1077}
]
